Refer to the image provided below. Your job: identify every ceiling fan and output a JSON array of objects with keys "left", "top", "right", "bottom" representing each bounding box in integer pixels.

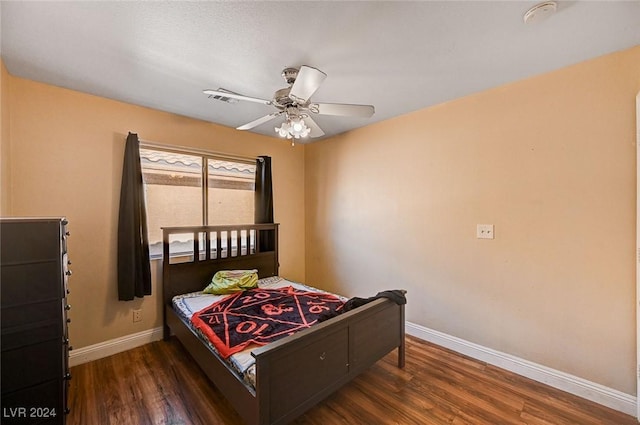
[{"left": 203, "top": 66, "right": 375, "bottom": 141}]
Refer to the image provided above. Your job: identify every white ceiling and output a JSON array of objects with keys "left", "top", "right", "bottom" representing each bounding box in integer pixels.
[{"left": 1, "top": 1, "right": 639, "bottom": 142}]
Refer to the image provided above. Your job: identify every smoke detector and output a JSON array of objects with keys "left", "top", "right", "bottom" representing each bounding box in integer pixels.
[{"left": 523, "top": 1, "right": 557, "bottom": 24}]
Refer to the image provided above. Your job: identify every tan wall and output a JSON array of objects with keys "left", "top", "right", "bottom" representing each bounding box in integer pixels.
[
  {"left": 1, "top": 60, "right": 11, "bottom": 215},
  {"left": 7, "top": 76, "right": 306, "bottom": 349},
  {"left": 305, "top": 46, "right": 640, "bottom": 394}
]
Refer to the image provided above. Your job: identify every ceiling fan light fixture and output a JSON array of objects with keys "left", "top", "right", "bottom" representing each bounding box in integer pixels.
[
  {"left": 275, "top": 117, "right": 310, "bottom": 139},
  {"left": 275, "top": 121, "right": 292, "bottom": 139},
  {"left": 289, "top": 117, "right": 311, "bottom": 138}
]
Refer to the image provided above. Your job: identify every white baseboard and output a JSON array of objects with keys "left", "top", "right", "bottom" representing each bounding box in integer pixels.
[
  {"left": 405, "top": 322, "right": 637, "bottom": 418},
  {"left": 69, "top": 327, "right": 164, "bottom": 367}
]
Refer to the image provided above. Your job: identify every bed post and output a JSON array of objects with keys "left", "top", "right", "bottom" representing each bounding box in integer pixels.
[
  {"left": 162, "top": 228, "right": 171, "bottom": 341},
  {"left": 398, "top": 302, "right": 406, "bottom": 368},
  {"left": 273, "top": 224, "right": 279, "bottom": 275}
]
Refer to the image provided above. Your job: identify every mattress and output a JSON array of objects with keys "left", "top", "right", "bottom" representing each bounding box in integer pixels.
[{"left": 171, "top": 276, "right": 345, "bottom": 389}]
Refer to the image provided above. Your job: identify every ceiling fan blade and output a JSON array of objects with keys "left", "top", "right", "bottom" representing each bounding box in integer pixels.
[
  {"left": 289, "top": 66, "right": 327, "bottom": 104},
  {"left": 237, "top": 111, "right": 283, "bottom": 130},
  {"left": 302, "top": 116, "right": 325, "bottom": 138},
  {"left": 203, "top": 89, "right": 272, "bottom": 105},
  {"left": 309, "top": 102, "right": 375, "bottom": 118}
]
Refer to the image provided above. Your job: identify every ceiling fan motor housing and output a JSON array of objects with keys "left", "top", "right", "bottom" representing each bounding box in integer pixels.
[
  {"left": 273, "top": 67, "right": 302, "bottom": 108},
  {"left": 273, "top": 87, "right": 295, "bottom": 108}
]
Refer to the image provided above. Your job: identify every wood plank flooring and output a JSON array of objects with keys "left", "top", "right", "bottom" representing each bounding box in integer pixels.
[{"left": 67, "top": 335, "right": 637, "bottom": 425}]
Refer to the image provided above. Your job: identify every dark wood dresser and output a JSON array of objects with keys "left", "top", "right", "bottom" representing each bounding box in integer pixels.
[{"left": 1, "top": 217, "right": 72, "bottom": 424}]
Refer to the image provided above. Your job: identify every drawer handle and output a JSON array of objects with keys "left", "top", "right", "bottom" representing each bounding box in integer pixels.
[
  {"left": 64, "top": 372, "right": 72, "bottom": 381},
  {"left": 319, "top": 352, "right": 326, "bottom": 361},
  {"left": 66, "top": 270, "right": 73, "bottom": 276},
  {"left": 65, "top": 304, "right": 72, "bottom": 311}
]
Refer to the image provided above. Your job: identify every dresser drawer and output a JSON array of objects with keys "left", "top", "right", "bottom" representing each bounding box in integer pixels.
[
  {"left": 1, "top": 379, "right": 64, "bottom": 425},
  {"left": 1, "top": 338, "right": 64, "bottom": 391},
  {"left": 0, "top": 221, "right": 62, "bottom": 264},
  {"left": 1, "top": 262, "right": 62, "bottom": 305},
  {"left": 1, "top": 321, "right": 62, "bottom": 351},
  {"left": 2, "top": 301, "right": 61, "bottom": 330}
]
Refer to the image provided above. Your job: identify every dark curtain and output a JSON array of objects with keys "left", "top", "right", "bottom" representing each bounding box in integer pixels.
[
  {"left": 254, "top": 156, "right": 274, "bottom": 252},
  {"left": 117, "top": 132, "right": 152, "bottom": 300}
]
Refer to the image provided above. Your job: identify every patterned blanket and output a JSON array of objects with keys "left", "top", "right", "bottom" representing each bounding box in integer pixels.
[{"left": 191, "top": 286, "right": 344, "bottom": 358}]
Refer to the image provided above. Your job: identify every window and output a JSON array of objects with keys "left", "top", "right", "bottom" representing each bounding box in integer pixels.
[{"left": 139, "top": 147, "right": 256, "bottom": 258}]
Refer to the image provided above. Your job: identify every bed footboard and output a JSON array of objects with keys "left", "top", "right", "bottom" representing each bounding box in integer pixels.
[{"left": 252, "top": 297, "right": 405, "bottom": 425}]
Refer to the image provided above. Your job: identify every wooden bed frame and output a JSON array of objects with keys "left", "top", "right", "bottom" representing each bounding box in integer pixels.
[{"left": 162, "top": 223, "right": 405, "bottom": 425}]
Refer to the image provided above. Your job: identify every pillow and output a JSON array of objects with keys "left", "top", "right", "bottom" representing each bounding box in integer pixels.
[{"left": 203, "top": 269, "right": 258, "bottom": 295}]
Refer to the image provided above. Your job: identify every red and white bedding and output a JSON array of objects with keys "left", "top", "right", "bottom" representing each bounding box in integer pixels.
[
  {"left": 172, "top": 276, "right": 346, "bottom": 388},
  {"left": 191, "top": 286, "right": 344, "bottom": 358}
]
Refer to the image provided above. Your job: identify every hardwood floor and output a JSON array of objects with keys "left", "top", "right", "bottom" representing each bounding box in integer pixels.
[{"left": 68, "top": 335, "right": 636, "bottom": 425}]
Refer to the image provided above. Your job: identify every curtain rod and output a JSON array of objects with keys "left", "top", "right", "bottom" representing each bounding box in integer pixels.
[{"left": 138, "top": 138, "right": 261, "bottom": 164}]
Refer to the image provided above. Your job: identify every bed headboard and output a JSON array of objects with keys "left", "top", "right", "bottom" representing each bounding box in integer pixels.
[{"left": 161, "top": 223, "right": 279, "bottom": 310}]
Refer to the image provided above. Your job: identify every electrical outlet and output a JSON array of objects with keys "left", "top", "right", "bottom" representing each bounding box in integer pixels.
[
  {"left": 477, "top": 224, "right": 495, "bottom": 239},
  {"left": 133, "top": 309, "right": 142, "bottom": 323}
]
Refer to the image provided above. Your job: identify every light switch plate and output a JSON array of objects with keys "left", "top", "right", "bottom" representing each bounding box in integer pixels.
[{"left": 477, "top": 224, "right": 494, "bottom": 239}]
